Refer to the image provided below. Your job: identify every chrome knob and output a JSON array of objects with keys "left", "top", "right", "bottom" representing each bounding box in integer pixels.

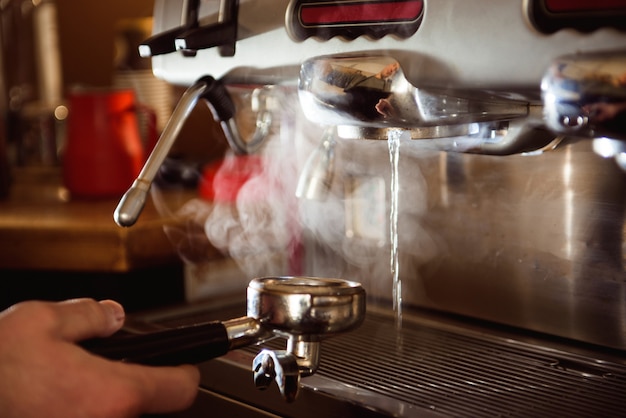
[{"left": 541, "top": 49, "right": 626, "bottom": 141}]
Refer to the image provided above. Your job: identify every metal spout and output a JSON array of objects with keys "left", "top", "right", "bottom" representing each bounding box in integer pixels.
[
  {"left": 295, "top": 128, "right": 336, "bottom": 201},
  {"left": 541, "top": 49, "right": 626, "bottom": 170},
  {"left": 298, "top": 55, "right": 530, "bottom": 131},
  {"left": 541, "top": 49, "right": 626, "bottom": 141},
  {"left": 296, "top": 54, "right": 570, "bottom": 156}
]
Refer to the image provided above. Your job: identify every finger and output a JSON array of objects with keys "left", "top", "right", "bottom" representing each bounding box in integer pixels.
[
  {"left": 124, "top": 364, "right": 200, "bottom": 414},
  {"left": 53, "top": 298, "right": 125, "bottom": 342}
]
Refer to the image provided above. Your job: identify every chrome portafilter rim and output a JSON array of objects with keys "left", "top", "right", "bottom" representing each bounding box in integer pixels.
[
  {"left": 247, "top": 276, "right": 366, "bottom": 337},
  {"left": 249, "top": 276, "right": 364, "bottom": 295}
]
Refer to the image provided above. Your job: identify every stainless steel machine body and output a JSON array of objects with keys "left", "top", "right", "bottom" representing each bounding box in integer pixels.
[{"left": 123, "top": 0, "right": 626, "bottom": 416}]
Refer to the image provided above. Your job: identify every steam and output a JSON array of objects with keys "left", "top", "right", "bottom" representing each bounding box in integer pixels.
[
  {"left": 153, "top": 86, "right": 445, "bottom": 303},
  {"left": 202, "top": 164, "right": 297, "bottom": 274},
  {"left": 154, "top": 87, "right": 309, "bottom": 279}
]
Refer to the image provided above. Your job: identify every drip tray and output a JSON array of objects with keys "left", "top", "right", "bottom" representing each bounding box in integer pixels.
[
  {"left": 307, "top": 313, "right": 626, "bottom": 417},
  {"left": 143, "top": 302, "right": 626, "bottom": 417}
]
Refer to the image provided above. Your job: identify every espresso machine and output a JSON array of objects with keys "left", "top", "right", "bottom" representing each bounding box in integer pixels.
[{"left": 102, "top": 0, "right": 626, "bottom": 416}]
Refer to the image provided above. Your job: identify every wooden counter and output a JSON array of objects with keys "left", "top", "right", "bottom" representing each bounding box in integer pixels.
[{"left": 0, "top": 166, "right": 181, "bottom": 272}]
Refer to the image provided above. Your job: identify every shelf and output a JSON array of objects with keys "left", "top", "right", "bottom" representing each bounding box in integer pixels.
[{"left": 0, "top": 166, "right": 181, "bottom": 272}]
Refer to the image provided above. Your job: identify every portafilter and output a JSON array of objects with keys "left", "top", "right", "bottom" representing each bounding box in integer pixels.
[{"left": 82, "top": 276, "right": 366, "bottom": 402}]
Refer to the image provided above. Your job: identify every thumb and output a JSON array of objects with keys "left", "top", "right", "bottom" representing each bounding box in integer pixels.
[{"left": 54, "top": 298, "right": 126, "bottom": 342}]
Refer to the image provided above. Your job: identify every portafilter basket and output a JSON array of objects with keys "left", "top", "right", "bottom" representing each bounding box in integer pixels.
[{"left": 82, "top": 276, "right": 366, "bottom": 402}]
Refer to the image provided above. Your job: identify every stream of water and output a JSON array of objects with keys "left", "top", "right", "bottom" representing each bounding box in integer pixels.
[{"left": 388, "top": 129, "right": 402, "bottom": 329}]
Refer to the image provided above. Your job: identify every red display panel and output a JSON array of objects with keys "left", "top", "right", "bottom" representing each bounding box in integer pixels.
[
  {"left": 300, "top": 1, "right": 423, "bottom": 25},
  {"left": 287, "top": 0, "right": 424, "bottom": 41},
  {"left": 527, "top": 0, "right": 626, "bottom": 33}
]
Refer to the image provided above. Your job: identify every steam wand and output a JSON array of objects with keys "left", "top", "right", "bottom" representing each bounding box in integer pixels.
[{"left": 114, "top": 75, "right": 270, "bottom": 227}]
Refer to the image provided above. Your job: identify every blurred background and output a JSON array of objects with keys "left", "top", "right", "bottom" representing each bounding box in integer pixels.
[
  {"left": 0, "top": 0, "right": 227, "bottom": 312},
  {"left": 57, "top": 0, "right": 154, "bottom": 87}
]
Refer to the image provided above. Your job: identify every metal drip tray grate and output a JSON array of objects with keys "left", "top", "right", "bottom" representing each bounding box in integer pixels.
[
  {"left": 242, "top": 312, "right": 626, "bottom": 417},
  {"left": 144, "top": 301, "right": 626, "bottom": 417}
]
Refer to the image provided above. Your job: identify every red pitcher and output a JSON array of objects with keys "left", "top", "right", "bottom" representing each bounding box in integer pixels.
[{"left": 62, "top": 88, "right": 156, "bottom": 198}]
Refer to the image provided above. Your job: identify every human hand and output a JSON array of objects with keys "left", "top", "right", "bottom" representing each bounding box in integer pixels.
[{"left": 0, "top": 298, "right": 200, "bottom": 418}]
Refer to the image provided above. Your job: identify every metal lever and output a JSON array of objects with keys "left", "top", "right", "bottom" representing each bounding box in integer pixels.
[
  {"left": 175, "top": 0, "right": 239, "bottom": 57},
  {"left": 138, "top": 0, "right": 200, "bottom": 57},
  {"left": 138, "top": 0, "right": 239, "bottom": 57}
]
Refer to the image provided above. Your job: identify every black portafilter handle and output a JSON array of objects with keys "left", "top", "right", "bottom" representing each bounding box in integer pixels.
[{"left": 80, "top": 321, "right": 230, "bottom": 366}]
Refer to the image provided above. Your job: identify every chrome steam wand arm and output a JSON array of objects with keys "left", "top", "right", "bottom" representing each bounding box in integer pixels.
[
  {"left": 114, "top": 75, "right": 266, "bottom": 227},
  {"left": 114, "top": 78, "right": 210, "bottom": 227}
]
